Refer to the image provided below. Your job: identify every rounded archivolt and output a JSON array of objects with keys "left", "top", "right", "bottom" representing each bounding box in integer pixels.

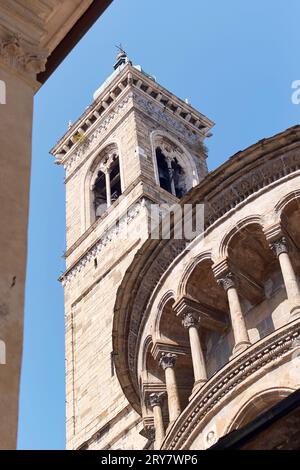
[
  {"left": 151, "top": 131, "right": 200, "bottom": 198},
  {"left": 218, "top": 215, "right": 263, "bottom": 259},
  {"left": 177, "top": 251, "right": 212, "bottom": 298},
  {"left": 84, "top": 142, "right": 122, "bottom": 227},
  {"left": 226, "top": 387, "right": 295, "bottom": 433}
]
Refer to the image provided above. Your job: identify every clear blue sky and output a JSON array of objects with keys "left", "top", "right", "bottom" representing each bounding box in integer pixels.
[{"left": 17, "top": 0, "right": 300, "bottom": 449}]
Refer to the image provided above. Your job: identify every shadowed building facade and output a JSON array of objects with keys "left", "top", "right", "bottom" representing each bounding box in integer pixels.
[
  {"left": 52, "top": 53, "right": 300, "bottom": 450},
  {"left": 0, "top": 0, "right": 112, "bottom": 450}
]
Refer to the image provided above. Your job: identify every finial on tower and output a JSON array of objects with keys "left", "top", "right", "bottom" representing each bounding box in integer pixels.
[{"left": 114, "top": 44, "right": 130, "bottom": 70}]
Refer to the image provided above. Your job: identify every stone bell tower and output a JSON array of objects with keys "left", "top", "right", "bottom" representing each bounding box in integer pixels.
[{"left": 51, "top": 50, "right": 214, "bottom": 450}]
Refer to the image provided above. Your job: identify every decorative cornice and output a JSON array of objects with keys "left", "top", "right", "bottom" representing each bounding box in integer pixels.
[
  {"left": 205, "top": 147, "right": 300, "bottom": 229},
  {"left": 62, "top": 92, "right": 133, "bottom": 171},
  {"left": 133, "top": 92, "right": 199, "bottom": 145},
  {"left": 56, "top": 86, "right": 210, "bottom": 173},
  {"left": 162, "top": 318, "right": 300, "bottom": 450},
  {"left": 61, "top": 198, "right": 147, "bottom": 286},
  {"left": 51, "top": 63, "right": 214, "bottom": 162}
]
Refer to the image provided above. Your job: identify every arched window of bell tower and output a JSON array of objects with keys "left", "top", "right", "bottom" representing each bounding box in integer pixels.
[
  {"left": 151, "top": 132, "right": 198, "bottom": 198},
  {"left": 93, "top": 168, "right": 107, "bottom": 218},
  {"left": 89, "top": 143, "right": 122, "bottom": 223},
  {"left": 156, "top": 147, "right": 186, "bottom": 198}
]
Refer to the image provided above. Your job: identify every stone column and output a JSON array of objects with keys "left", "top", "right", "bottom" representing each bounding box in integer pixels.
[
  {"left": 104, "top": 169, "right": 112, "bottom": 207},
  {"left": 159, "top": 353, "right": 181, "bottom": 423},
  {"left": 270, "top": 237, "right": 300, "bottom": 317},
  {"left": 218, "top": 273, "right": 251, "bottom": 356},
  {"left": 149, "top": 393, "right": 165, "bottom": 449},
  {"left": 182, "top": 312, "right": 207, "bottom": 393},
  {"left": 166, "top": 157, "right": 176, "bottom": 196},
  {"left": 0, "top": 34, "right": 46, "bottom": 449}
]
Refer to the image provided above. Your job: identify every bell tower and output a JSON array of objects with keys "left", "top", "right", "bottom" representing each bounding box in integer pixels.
[{"left": 51, "top": 52, "right": 214, "bottom": 450}]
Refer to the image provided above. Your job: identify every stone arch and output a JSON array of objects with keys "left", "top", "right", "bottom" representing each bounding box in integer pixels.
[
  {"left": 219, "top": 215, "right": 263, "bottom": 259},
  {"left": 153, "top": 290, "right": 175, "bottom": 343},
  {"left": 227, "top": 387, "right": 295, "bottom": 433},
  {"left": 223, "top": 219, "right": 279, "bottom": 314},
  {"left": 142, "top": 335, "right": 154, "bottom": 372},
  {"left": 152, "top": 290, "right": 195, "bottom": 411},
  {"left": 274, "top": 189, "right": 300, "bottom": 216},
  {"left": 177, "top": 251, "right": 213, "bottom": 298},
  {"left": 181, "top": 254, "right": 230, "bottom": 377},
  {"left": 150, "top": 130, "right": 199, "bottom": 197}
]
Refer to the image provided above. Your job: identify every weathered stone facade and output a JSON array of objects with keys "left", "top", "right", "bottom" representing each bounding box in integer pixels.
[
  {"left": 53, "top": 55, "right": 300, "bottom": 449},
  {"left": 52, "top": 55, "right": 212, "bottom": 449},
  {"left": 115, "top": 125, "right": 300, "bottom": 450}
]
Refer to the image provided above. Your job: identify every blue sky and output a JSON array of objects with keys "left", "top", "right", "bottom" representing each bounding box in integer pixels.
[{"left": 17, "top": 0, "right": 300, "bottom": 449}]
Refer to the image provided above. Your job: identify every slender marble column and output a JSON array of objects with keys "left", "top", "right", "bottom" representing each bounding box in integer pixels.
[
  {"left": 166, "top": 157, "right": 176, "bottom": 196},
  {"left": 159, "top": 353, "right": 181, "bottom": 423},
  {"left": 104, "top": 169, "right": 111, "bottom": 207},
  {"left": 271, "top": 237, "right": 300, "bottom": 317},
  {"left": 149, "top": 393, "right": 165, "bottom": 449},
  {"left": 218, "top": 273, "right": 251, "bottom": 355},
  {"left": 182, "top": 313, "right": 207, "bottom": 392}
]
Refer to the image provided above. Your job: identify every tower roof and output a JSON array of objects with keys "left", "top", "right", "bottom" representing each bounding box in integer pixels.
[{"left": 51, "top": 58, "right": 214, "bottom": 165}]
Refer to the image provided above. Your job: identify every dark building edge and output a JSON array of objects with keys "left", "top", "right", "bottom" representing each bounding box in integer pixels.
[{"left": 37, "top": 0, "right": 113, "bottom": 85}]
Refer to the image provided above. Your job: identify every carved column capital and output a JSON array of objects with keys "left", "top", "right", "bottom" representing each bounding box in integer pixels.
[
  {"left": 182, "top": 312, "right": 198, "bottom": 329},
  {"left": 0, "top": 33, "right": 47, "bottom": 78},
  {"left": 99, "top": 152, "right": 118, "bottom": 173},
  {"left": 159, "top": 353, "right": 177, "bottom": 370},
  {"left": 217, "top": 272, "right": 236, "bottom": 292},
  {"left": 149, "top": 392, "right": 165, "bottom": 408},
  {"left": 270, "top": 237, "right": 289, "bottom": 257}
]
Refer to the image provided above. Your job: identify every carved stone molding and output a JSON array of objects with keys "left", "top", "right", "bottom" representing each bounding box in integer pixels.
[
  {"left": 217, "top": 272, "right": 236, "bottom": 292},
  {"left": 149, "top": 392, "right": 165, "bottom": 408},
  {"left": 270, "top": 236, "right": 289, "bottom": 257},
  {"left": 173, "top": 295, "right": 226, "bottom": 332},
  {"left": 159, "top": 353, "right": 177, "bottom": 370},
  {"left": 205, "top": 149, "right": 300, "bottom": 229},
  {"left": 182, "top": 312, "right": 198, "bottom": 329},
  {"left": 61, "top": 198, "right": 147, "bottom": 286},
  {"left": 134, "top": 92, "right": 198, "bottom": 145},
  {"left": 99, "top": 152, "right": 117, "bottom": 174},
  {"left": 162, "top": 318, "right": 300, "bottom": 450},
  {"left": 63, "top": 93, "right": 133, "bottom": 171},
  {"left": 0, "top": 34, "right": 47, "bottom": 78}
]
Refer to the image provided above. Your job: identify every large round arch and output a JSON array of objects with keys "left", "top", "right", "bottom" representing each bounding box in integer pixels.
[{"left": 226, "top": 387, "right": 295, "bottom": 433}]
